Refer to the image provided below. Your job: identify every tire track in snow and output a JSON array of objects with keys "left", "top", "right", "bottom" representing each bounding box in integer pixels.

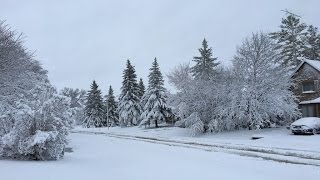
[{"left": 71, "top": 130, "right": 320, "bottom": 167}]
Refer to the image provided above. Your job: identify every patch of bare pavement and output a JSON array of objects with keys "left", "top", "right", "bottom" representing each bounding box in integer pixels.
[{"left": 71, "top": 130, "right": 320, "bottom": 167}]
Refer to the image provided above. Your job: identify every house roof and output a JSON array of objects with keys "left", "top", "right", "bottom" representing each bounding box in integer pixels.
[
  {"left": 300, "top": 97, "right": 320, "bottom": 105},
  {"left": 294, "top": 59, "right": 320, "bottom": 74}
]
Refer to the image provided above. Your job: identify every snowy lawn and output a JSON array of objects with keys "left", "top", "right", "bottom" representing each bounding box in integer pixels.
[
  {"left": 0, "top": 132, "right": 319, "bottom": 180},
  {"left": 73, "top": 126, "right": 320, "bottom": 153}
]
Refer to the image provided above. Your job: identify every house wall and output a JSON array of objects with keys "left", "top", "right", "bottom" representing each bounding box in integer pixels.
[
  {"left": 299, "top": 104, "right": 320, "bottom": 117},
  {"left": 292, "top": 63, "right": 320, "bottom": 102}
]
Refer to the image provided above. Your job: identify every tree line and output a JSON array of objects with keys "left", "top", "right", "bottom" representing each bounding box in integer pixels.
[
  {"left": 72, "top": 13, "right": 320, "bottom": 136},
  {"left": 81, "top": 58, "right": 174, "bottom": 129}
]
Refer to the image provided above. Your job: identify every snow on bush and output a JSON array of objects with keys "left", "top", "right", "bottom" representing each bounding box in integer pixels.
[
  {"left": 175, "top": 112, "right": 204, "bottom": 136},
  {"left": 0, "top": 86, "right": 72, "bottom": 160},
  {"left": 184, "top": 112, "right": 204, "bottom": 136},
  {"left": 0, "top": 21, "right": 72, "bottom": 160}
]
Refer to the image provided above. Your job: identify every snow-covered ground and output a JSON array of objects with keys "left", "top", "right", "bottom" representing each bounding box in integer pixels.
[
  {"left": 0, "top": 132, "right": 319, "bottom": 180},
  {"left": 73, "top": 126, "right": 320, "bottom": 153},
  {"left": 72, "top": 126, "right": 320, "bottom": 166}
]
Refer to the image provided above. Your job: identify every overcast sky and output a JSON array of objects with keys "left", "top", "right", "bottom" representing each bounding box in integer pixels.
[{"left": 1, "top": 0, "right": 320, "bottom": 95}]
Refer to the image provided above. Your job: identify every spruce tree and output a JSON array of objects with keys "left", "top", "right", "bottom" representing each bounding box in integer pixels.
[
  {"left": 138, "top": 78, "right": 145, "bottom": 99},
  {"left": 105, "top": 85, "right": 119, "bottom": 127},
  {"left": 303, "top": 25, "right": 320, "bottom": 60},
  {"left": 270, "top": 14, "right": 307, "bottom": 67},
  {"left": 83, "top": 80, "right": 105, "bottom": 128},
  {"left": 191, "top": 39, "right": 219, "bottom": 80},
  {"left": 140, "top": 58, "right": 173, "bottom": 128},
  {"left": 118, "top": 60, "right": 142, "bottom": 127}
]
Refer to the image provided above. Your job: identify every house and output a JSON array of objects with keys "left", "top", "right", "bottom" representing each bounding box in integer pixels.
[{"left": 292, "top": 59, "right": 320, "bottom": 117}]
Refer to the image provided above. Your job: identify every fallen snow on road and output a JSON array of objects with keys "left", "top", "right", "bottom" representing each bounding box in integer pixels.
[
  {"left": 72, "top": 126, "right": 320, "bottom": 166},
  {"left": 73, "top": 126, "right": 320, "bottom": 154},
  {"left": 0, "top": 132, "right": 319, "bottom": 180}
]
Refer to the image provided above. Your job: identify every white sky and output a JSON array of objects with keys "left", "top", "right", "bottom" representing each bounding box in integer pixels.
[{"left": 1, "top": 0, "right": 320, "bottom": 95}]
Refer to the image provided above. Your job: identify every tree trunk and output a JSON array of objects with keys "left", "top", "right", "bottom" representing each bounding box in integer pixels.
[{"left": 155, "top": 120, "right": 158, "bottom": 128}]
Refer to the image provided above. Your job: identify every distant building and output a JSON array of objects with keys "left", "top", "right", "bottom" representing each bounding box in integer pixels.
[{"left": 292, "top": 59, "right": 320, "bottom": 117}]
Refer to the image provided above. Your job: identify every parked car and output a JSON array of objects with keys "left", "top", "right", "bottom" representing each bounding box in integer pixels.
[{"left": 290, "top": 117, "right": 320, "bottom": 135}]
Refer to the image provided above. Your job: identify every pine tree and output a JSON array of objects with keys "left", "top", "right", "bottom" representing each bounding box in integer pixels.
[
  {"left": 105, "top": 86, "right": 119, "bottom": 127},
  {"left": 270, "top": 14, "right": 307, "bottom": 67},
  {"left": 140, "top": 58, "right": 173, "bottom": 128},
  {"left": 118, "top": 60, "right": 142, "bottom": 127},
  {"left": 303, "top": 25, "right": 320, "bottom": 60},
  {"left": 83, "top": 80, "right": 105, "bottom": 128},
  {"left": 138, "top": 78, "right": 145, "bottom": 99},
  {"left": 191, "top": 39, "right": 219, "bottom": 80}
]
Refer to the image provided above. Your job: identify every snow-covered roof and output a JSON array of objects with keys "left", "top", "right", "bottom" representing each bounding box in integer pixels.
[
  {"left": 294, "top": 59, "right": 320, "bottom": 74},
  {"left": 305, "top": 59, "right": 320, "bottom": 72},
  {"left": 300, "top": 97, "right": 320, "bottom": 104}
]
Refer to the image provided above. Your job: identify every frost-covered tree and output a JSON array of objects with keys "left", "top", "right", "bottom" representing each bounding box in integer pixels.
[
  {"left": 191, "top": 39, "right": 219, "bottom": 80},
  {"left": 140, "top": 58, "right": 173, "bottom": 128},
  {"left": 168, "top": 39, "right": 222, "bottom": 135},
  {"left": 0, "top": 20, "right": 47, "bottom": 136},
  {"left": 211, "top": 32, "right": 300, "bottom": 131},
  {"left": 0, "top": 21, "right": 72, "bottom": 160},
  {"left": 60, "top": 88, "right": 86, "bottom": 125},
  {"left": 168, "top": 62, "right": 217, "bottom": 134},
  {"left": 270, "top": 14, "right": 307, "bottom": 67},
  {"left": 83, "top": 80, "right": 105, "bottom": 128},
  {"left": 303, "top": 25, "right": 320, "bottom": 60},
  {"left": 169, "top": 33, "right": 300, "bottom": 135},
  {"left": 167, "top": 63, "right": 194, "bottom": 120},
  {"left": 105, "top": 86, "right": 119, "bottom": 127},
  {"left": 138, "top": 78, "right": 145, "bottom": 99},
  {"left": 60, "top": 88, "right": 86, "bottom": 109},
  {"left": 118, "top": 60, "right": 142, "bottom": 127}
]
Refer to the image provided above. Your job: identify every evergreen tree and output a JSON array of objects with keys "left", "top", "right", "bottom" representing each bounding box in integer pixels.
[
  {"left": 303, "top": 25, "right": 320, "bottom": 60},
  {"left": 140, "top": 58, "right": 173, "bottom": 128},
  {"left": 105, "top": 86, "right": 119, "bottom": 127},
  {"left": 138, "top": 78, "right": 145, "bottom": 99},
  {"left": 191, "top": 39, "right": 219, "bottom": 80},
  {"left": 118, "top": 60, "right": 142, "bottom": 127},
  {"left": 83, "top": 80, "right": 105, "bottom": 128},
  {"left": 270, "top": 14, "right": 307, "bottom": 67}
]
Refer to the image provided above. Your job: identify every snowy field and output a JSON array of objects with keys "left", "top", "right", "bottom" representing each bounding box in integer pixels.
[{"left": 1, "top": 128, "right": 319, "bottom": 180}]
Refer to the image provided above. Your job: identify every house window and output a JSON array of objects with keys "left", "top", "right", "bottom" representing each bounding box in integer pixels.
[
  {"left": 301, "top": 105, "right": 315, "bottom": 117},
  {"left": 302, "top": 82, "right": 315, "bottom": 93}
]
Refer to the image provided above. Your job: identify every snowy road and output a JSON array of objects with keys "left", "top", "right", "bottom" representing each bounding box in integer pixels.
[
  {"left": 72, "top": 130, "right": 320, "bottom": 167},
  {"left": 1, "top": 133, "right": 319, "bottom": 180}
]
